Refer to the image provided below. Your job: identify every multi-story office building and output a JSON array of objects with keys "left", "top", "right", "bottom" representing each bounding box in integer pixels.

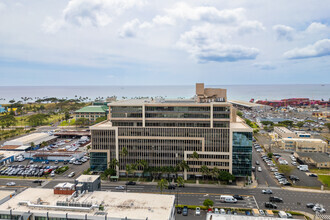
[{"left": 90, "top": 83, "right": 252, "bottom": 179}]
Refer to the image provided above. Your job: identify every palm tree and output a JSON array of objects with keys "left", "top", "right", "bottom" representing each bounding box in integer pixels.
[
  {"left": 131, "top": 163, "right": 138, "bottom": 178},
  {"left": 177, "top": 176, "right": 185, "bottom": 187},
  {"left": 125, "top": 164, "right": 133, "bottom": 180},
  {"left": 200, "top": 165, "right": 210, "bottom": 181},
  {"left": 190, "top": 151, "right": 199, "bottom": 179},
  {"left": 138, "top": 160, "right": 148, "bottom": 178},
  {"left": 157, "top": 179, "right": 168, "bottom": 194},
  {"left": 177, "top": 160, "right": 190, "bottom": 179},
  {"left": 109, "top": 158, "right": 119, "bottom": 174}
]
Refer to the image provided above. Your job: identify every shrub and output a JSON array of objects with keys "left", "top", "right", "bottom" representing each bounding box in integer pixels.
[{"left": 203, "top": 199, "right": 214, "bottom": 208}]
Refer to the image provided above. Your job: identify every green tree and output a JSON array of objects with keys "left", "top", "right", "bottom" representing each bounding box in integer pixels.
[
  {"left": 218, "top": 171, "right": 235, "bottom": 183},
  {"left": 211, "top": 167, "right": 219, "bottom": 181},
  {"left": 64, "top": 111, "right": 70, "bottom": 121},
  {"left": 177, "top": 176, "right": 185, "bottom": 187},
  {"left": 267, "top": 152, "right": 273, "bottom": 158},
  {"left": 236, "top": 111, "right": 243, "bottom": 117},
  {"left": 157, "top": 179, "right": 168, "bottom": 194},
  {"left": 190, "top": 151, "right": 199, "bottom": 179},
  {"left": 0, "top": 115, "right": 17, "bottom": 128},
  {"left": 121, "top": 147, "right": 128, "bottom": 157},
  {"left": 27, "top": 114, "right": 50, "bottom": 126},
  {"left": 200, "top": 165, "right": 210, "bottom": 181},
  {"left": 138, "top": 159, "right": 149, "bottom": 178},
  {"left": 177, "top": 160, "right": 190, "bottom": 178},
  {"left": 296, "top": 121, "right": 304, "bottom": 129},
  {"left": 109, "top": 158, "right": 119, "bottom": 175},
  {"left": 125, "top": 164, "right": 133, "bottom": 180},
  {"left": 95, "top": 116, "right": 107, "bottom": 124},
  {"left": 75, "top": 118, "right": 89, "bottom": 126},
  {"left": 278, "top": 165, "right": 294, "bottom": 176},
  {"left": 325, "top": 123, "right": 330, "bottom": 131},
  {"left": 203, "top": 199, "right": 214, "bottom": 208}
]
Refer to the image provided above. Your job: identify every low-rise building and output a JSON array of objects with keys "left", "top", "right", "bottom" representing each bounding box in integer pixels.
[
  {"left": 0, "top": 188, "right": 175, "bottom": 220},
  {"left": 2, "top": 133, "right": 57, "bottom": 151},
  {"left": 278, "top": 138, "right": 327, "bottom": 153},
  {"left": 294, "top": 152, "right": 330, "bottom": 168},
  {"left": 75, "top": 106, "right": 108, "bottom": 123},
  {"left": 0, "top": 105, "right": 6, "bottom": 114},
  {"left": 75, "top": 175, "right": 101, "bottom": 192},
  {"left": 274, "top": 127, "right": 296, "bottom": 139}
]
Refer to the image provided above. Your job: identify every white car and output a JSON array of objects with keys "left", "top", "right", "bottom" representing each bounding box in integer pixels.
[
  {"left": 258, "top": 167, "right": 262, "bottom": 172},
  {"left": 115, "top": 186, "right": 125, "bottom": 190},
  {"left": 6, "top": 182, "right": 16, "bottom": 186},
  {"left": 196, "top": 207, "right": 201, "bottom": 216}
]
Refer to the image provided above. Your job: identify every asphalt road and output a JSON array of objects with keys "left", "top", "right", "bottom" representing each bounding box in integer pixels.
[
  {"left": 97, "top": 183, "right": 330, "bottom": 214},
  {"left": 252, "top": 149, "right": 278, "bottom": 187}
]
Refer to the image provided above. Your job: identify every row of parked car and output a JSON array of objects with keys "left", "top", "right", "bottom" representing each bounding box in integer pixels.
[{"left": 0, "top": 164, "right": 60, "bottom": 177}]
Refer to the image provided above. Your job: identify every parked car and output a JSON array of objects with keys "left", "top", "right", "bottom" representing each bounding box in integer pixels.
[
  {"left": 309, "top": 174, "right": 318, "bottom": 177},
  {"left": 196, "top": 207, "right": 201, "bottom": 216},
  {"left": 259, "top": 210, "right": 265, "bottom": 216},
  {"left": 262, "top": 189, "right": 272, "bottom": 194},
  {"left": 245, "top": 211, "right": 251, "bottom": 216},
  {"left": 182, "top": 206, "right": 188, "bottom": 216},
  {"left": 177, "top": 207, "right": 182, "bottom": 214},
  {"left": 214, "top": 208, "right": 219, "bottom": 214},
  {"left": 265, "top": 202, "right": 277, "bottom": 209},
  {"left": 68, "top": 172, "right": 75, "bottom": 178},
  {"left": 168, "top": 184, "right": 176, "bottom": 190},
  {"left": 256, "top": 161, "right": 260, "bottom": 165},
  {"left": 220, "top": 209, "right": 226, "bottom": 214},
  {"left": 258, "top": 167, "right": 262, "bottom": 172}
]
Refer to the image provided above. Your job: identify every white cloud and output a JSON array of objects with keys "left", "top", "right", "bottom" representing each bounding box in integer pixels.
[
  {"left": 305, "top": 22, "right": 328, "bottom": 34},
  {"left": 119, "top": 18, "right": 141, "bottom": 38},
  {"left": 283, "top": 39, "right": 330, "bottom": 59},
  {"left": 273, "top": 24, "right": 295, "bottom": 41},
  {"left": 42, "top": 0, "right": 145, "bottom": 33},
  {"left": 253, "top": 62, "right": 276, "bottom": 70},
  {"left": 177, "top": 24, "right": 259, "bottom": 62},
  {"left": 0, "top": 1, "right": 6, "bottom": 11}
]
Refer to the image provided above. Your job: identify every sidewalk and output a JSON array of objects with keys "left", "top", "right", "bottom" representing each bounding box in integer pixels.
[{"left": 282, "top": 186, "right": 330, "bottom": 194}]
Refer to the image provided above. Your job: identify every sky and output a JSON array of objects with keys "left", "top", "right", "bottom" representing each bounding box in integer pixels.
[{"left": 0, "top": 0, "right": 329, "bottom": 86}]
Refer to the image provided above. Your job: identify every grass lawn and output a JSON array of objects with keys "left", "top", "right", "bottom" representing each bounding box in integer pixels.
[
  {"left": 310, "top": 169, "right": 330, "bottom": 175},
  {"left": 318, "top": 175, "right": 330, "bottom": 187},
  {"left": 15, "top": 114, "right": 64, "bottom": 126},
  {"left": 60, "top": 118, "right": 76, "bottom": 126}
]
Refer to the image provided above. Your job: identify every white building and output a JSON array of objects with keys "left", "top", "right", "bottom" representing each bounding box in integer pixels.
[{"left": 0, "top": 188, "right": 175, "bottom": 220}]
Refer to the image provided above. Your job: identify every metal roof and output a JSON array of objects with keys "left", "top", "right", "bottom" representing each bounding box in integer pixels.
[{"left": 75, "top": 106, "right": 107, "bottom": 113}]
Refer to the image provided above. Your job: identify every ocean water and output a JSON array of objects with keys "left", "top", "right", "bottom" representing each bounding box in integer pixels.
[{"left": 0, "top": 84, "right": 329, "bottom": 104}]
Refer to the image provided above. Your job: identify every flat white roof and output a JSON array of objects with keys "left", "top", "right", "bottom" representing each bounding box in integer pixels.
[
  {"left": 0, "top": 190, "right": 15, "bottom": 201},
  {"left": 229, "top": 100, "right": 266, "bottom": 108},
  {"left": 231, "top": 116, "right": 253, "bottom": 131},
  {"left": 4, "top": 133, "right": 50, "bottom": 146},
  {"left": 0, "top": 188, "right": 175, "bottom": 220},
  {"left": 282, "top": 138, "right": 326, "bottom": 143},
  {"left": 54, "top": 182, "right": 75, "bottom": 189},
  {"left": 76, "top": 175, "right": 99, "bottom": 183},
  {"left": 0, "top": 151, "right": 21, "bottom": 159}
]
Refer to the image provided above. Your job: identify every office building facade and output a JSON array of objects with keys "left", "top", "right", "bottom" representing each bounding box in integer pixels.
[{"left": 90, "top": 84, "right": 252, "bottom": 179}]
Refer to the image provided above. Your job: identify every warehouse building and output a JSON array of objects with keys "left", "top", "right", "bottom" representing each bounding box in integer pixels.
[
  {"left": 0, "top": 188, "right": 175, "bottom": 220},
  {"left": 229, "top": 100, "right": 271, "bottom": 111},
  {"left": 2, "top": 133, "right": 57, "bottom": 151},
  {"left": 90, "top": 83, "right": 253, "bottom": 179},
  {"left": 278, "top": 138, "right": 327, "bottom": 153},
  {"left": 294, "top": 152, "right": 330, "bottom": 168}
]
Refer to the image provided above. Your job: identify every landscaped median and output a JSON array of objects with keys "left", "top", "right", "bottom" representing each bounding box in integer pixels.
[{"left": 175, "top": 204, "right": 311, "bottom": 219}]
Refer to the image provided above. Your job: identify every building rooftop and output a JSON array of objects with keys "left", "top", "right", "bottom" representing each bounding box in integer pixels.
[
  {"left": 282, "top": 138, "right": 326, "bottom": 143},
  {"left": 274, "top": 127, "right": 295, "bottom": 134},
  {"left": 231, "top": 116, "right": 253, "bottom": 131},
  {"left": 0, "top": 188, "right": 175, "bottom": 220},
  {"left": 108, "top": 98, "right": 230, "bottom": 106},
  {"left": 296, "top": 152, "right": 330, "bottom": 163},
  {"left": 229, "top": 100, "right": 266, "bottom": 108},
  {"left": 0, "top": 190, "right": 15, "bottom": 202},
  {"left": 75, "top": 106, "right": 107, "bottom": 113},
  {"left": 54, "top": 182, "right": 75, "bottom": 189},
  {"left": 76, "top": 175, "right": 99, "bottom": 183},
  {"left": 206, "top": 213, "right": 294, "bottom": 220},
  {"left": 3, "top": 133, "right": 50, "bottom": 146}
]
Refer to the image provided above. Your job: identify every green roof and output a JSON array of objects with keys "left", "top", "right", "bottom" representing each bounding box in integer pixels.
[{"left": 75, "top": 106, "right": 107, "bottom": 113}]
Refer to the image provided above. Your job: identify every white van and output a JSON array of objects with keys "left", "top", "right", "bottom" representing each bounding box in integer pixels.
[
  {"left": 278, "top": 211, "right": 288, "bottom": 218},
  {"left": 298, "top": 165, "right": 308, "bottom": 171},
  {"left": 220, "top": 195, "right": 237, "bottom": 203}
]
